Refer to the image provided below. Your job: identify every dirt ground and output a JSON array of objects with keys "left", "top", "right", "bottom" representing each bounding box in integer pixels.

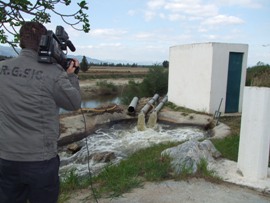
[
  {"left": 79, "top": 78, "right": 143, "bottom": 87},
  {"left": 79, "top": 66, "right": 147, "bottom": 87},
  {"left": 65, "top": 178, "right": 270, "bottom": 203},
  {"left": 79, "top": 78, "right": 143, "bottom": 98},
  {"left": 80, "top": 66, "right": 149, "bottom": 77}
]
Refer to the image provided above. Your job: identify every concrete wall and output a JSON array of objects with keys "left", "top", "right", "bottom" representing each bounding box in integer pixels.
[
  {"left": 168, "top": 42, "right": 248, "bottom": 114},
  {"left": 168, "top": 43, "right": 213, "bottom": 113},
  {"left": 237, "top": 87, "right": 270, "bottom": 180}
]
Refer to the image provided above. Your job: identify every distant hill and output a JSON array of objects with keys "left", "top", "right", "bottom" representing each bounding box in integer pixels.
[
  {"left": 0, "top": 45, "right": 104, "bottom": 64},
  {"left": 0, "top": 45, "right": 159, "bottom": 65},
  {"left": 67, "top": 54, "right": 103, "bottom": 64},
  {"left": 0, "top": 45, "right": 19, "bottom": 57}
]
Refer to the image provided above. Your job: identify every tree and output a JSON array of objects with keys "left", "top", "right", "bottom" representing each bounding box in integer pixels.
[
  {"left": 0, "top": 0, "right": 90, "bottom": 50},
  {"left": 256, "top": 61, "right": 265, "bottom": 66},
  {"left": 80, "top": 55, "right": 89, "bottom": 72},
  {"left": 131, "top": 63, "right": 137, "bottom": 67},
  {"left": 140, "top": 67, "right": 168, "bottom": 96},
  {"left": 162, "top": 60, "right": 169, "bottom": 68}
]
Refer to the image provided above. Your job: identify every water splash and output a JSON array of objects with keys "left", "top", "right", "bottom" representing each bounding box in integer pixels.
[
  {"left": 137, "top": 112, "right": 146, "bottom": 131},
  {"left": 59, "top": 122, "right": 206, "bottom": 176},
  {"left": 147, "top": 111, "right": 157, "bottom": 128}
]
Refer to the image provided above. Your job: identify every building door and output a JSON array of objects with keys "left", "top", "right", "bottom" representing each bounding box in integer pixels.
[{"left": 225, "top": 52, "right": 243, "bottom": 113}]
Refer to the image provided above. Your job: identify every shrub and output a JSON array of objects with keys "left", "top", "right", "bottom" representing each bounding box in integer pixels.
[
  {"left": 246, "top": 64, "right": 270, "bottom": 87},
  {"left": 121, "top": 67, "right": 168, "bottom": 104},
  {"left": 96, "top": 80, "right": 118, "bottom": 95}
]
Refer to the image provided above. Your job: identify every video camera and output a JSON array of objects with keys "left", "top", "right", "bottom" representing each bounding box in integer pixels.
[{"left": 38, "top": 26, "right": 79, "bottom": 74}]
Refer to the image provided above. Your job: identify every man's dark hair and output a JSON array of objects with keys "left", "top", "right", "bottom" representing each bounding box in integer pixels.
[{"left": 19, "top": 22, "right": 47, "bottom": 51}]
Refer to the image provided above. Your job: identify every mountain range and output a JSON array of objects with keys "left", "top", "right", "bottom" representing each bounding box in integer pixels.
[
  {"left": 0, "top": 45, "right": 104, "bottom": 64},
  {"left": 0, "top": 45, "right": 156, "bottom": 65}
]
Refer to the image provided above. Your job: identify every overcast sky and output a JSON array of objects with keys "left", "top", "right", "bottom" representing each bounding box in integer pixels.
[{"left": 4, "top": 0, "right": 270, "bottom": 66}]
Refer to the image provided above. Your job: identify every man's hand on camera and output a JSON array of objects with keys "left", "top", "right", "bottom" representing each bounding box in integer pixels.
[{"left": 66, "top": 59, "right": 79, "bottom": 74}]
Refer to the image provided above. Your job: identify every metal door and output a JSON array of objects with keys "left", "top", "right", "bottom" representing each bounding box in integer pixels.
[{"left": 225, "top": 52, "right": 243, "bottom": 113}]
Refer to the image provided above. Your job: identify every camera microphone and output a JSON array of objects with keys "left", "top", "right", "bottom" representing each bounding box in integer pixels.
[{"left": 67, "top": 40, "right": 76, "bottom": 52}]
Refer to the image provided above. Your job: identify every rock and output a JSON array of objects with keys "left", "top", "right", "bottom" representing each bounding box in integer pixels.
[
  {"left": 158, "top": 111, "right": 213, "bottom": 127},
  {"left": 211, "top": 122, "right": 231, "bottom": 139},
  {"left": 161, "top": 139, "right": 221, "bottom": 174},
  {"left": 91, "top": 151, "right": 116, "bottom": 163},
  {"left": 67, "top": 143, "right": 82, "bottom": 154}
]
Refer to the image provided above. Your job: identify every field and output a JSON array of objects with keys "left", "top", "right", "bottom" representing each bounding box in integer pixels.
[
  {"left": 79, "top": 66, "right": 150, "bottom": 78},
  {"left": 78, "top": 66, "right": 148, "bottom": 98}
]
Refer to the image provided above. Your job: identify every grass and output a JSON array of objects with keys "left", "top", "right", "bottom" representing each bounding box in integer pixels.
[
  {"left": 58, "top": 170, "right": 93, "bottom": 203},
  {"left": 193, "top": 159, "right": 222, "bottom": 183},
  {"left": 165, "top": 102, "right": 198, "bottom": 114},
  {"left": 219, "top": 116, "right": 241, "bottom": 136},
  {"left": 58, "top": 142, "right": 177, "bottom": 201},
  {"left": 211, "top": 116, "right": 241, "bottom": 162},
  {"left": 92, "top": 142, "right": 176, "bottom": 198},
  {"left": 212, "top": 135, "right": 240, "bottom": 161}
]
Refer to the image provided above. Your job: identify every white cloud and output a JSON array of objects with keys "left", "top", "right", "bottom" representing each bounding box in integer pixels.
[
  {"left": 127, "top": 10, "right": 136, "bottom": 16},
  {"left": 144, "top": 11, "right": 156, "bottom": 21},
  {"left": 147, "top": 0, "right": 166, "bottom": 10},
  {"left": 163, "top": 0, "right": 216, "bottom": 15},
  {"left": 215, "top": 0, "right": 263, "bottom": 8},
  {"left": 207, "top": 34, "right": 218, "bottom": 40},
  {"left": 168, "top": 14, "right": 186, "bottom": 21},
  {"left": 134, "top": 32, "right": 155, "bottom": 39},
  {"left": 198, "top": 27, "right": 208, "bottom": 33},
  {"left": 96, "top": 43, "right": 123, "bottom": 48},
  {"left": 202, "top": 15, "right": 245, "bottom": 26},
  {"left": 89, "top": 28, "right": 128, "bottom": 39},
  {"left": 77, "top": 43, "right": 123, "bottom": 50},
  {"left": 145, "top": 0, "right": 218, "bottom": 21}
]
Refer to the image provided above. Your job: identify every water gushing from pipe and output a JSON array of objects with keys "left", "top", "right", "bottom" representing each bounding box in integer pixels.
[
  {"left": 147, "top": 95, "right": 168, "bottom": 128},
  {"left": 137, "top": 94, "right": 159, "bottom": 131},
  {"left": 59, "top": 122, "right": 206, "bottom": 177},
  {"left": 137, "top": 112, "right": 146, "bottom": 131},
  {"left": 147, "top": 111, "right": 157, "bottom": 128}
]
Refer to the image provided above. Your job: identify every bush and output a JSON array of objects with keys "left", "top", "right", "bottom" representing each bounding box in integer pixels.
[
  {"left": 120, "top": 80, "right": 142, "bottom": 105},
  {"left": 121, "top": 68, "right": 168, "bottom": 104},
  {"left": 96, "top": 80, "right": 118, "bottom": 95},
  {"left": 246, "top": 64, "right": 270, "bottom": 87}
]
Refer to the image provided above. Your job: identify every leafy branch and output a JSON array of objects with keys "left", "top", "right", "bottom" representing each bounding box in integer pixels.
[{"left": 0, "top": 0, "right": 90, "bottom": 51}]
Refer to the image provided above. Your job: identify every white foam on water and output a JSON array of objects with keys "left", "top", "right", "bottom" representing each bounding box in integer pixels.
[{"left": 59, "top": 123, "right": 205, "bottom": 176}]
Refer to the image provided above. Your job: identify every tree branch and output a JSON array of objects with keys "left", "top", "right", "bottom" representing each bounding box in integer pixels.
[{"left": 0, "top": 0, "right": 90, "bottom": 50}]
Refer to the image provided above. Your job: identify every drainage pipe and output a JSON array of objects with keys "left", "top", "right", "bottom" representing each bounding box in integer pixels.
[
  {"left": 128, "top": 96, "right": 139, "bottom": 114},
  {"left": 147, "top": 95, "right": 168, "bottom": 128},
  {"left": 140, "top": 94, "right": 159, "bottom": 114},
  {"left": 153, "top": 95, "right": 168, "bottom": 113}
]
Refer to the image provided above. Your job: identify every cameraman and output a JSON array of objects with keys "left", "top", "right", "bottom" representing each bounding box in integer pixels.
[{"left": 0, "top": 22, "right": 81, "bottom": 203}]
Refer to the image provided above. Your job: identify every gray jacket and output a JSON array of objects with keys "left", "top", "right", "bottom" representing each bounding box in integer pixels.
[{"left": 0, "top": 49, "right": 81, "bottom": 161}]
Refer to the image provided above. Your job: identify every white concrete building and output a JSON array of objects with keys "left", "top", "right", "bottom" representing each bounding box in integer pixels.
[{"left": 168, "top": 42, "right": 248, "bottom": 114}]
